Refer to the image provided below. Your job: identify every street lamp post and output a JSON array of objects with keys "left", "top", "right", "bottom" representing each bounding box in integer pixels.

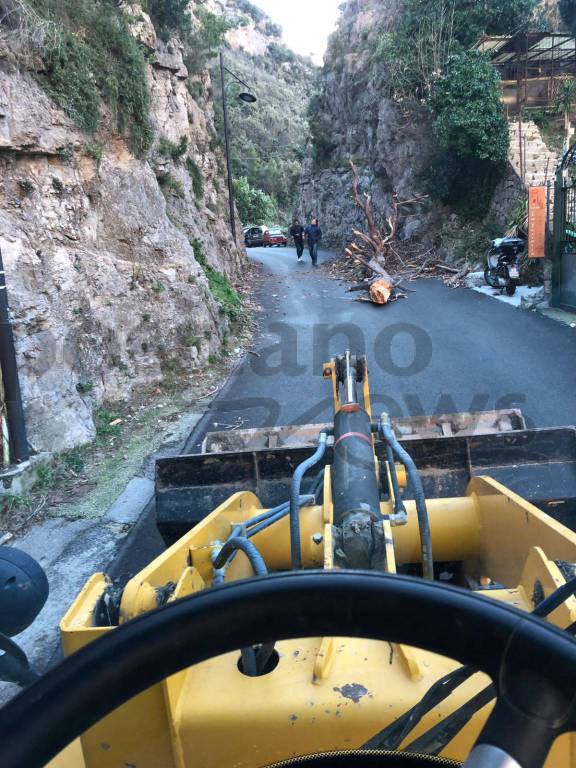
[{"left": 219, "top": 52, "right": 257, "bottom": 245}]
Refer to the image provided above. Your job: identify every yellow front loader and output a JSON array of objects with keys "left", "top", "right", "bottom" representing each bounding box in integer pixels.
[{"left": 2, "top": 352, "right": 576, "bottom": 768}]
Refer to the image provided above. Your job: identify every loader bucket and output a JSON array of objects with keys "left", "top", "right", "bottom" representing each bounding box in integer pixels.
[{"left": 156, "top": 426, "right": 576, "bottom": 545}]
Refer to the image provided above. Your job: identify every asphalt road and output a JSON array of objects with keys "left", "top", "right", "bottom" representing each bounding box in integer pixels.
[
  {"left": 109, "top": 244, "right": 576, "bottom": 578},
  {"left": 185, "top": 245, "right": 576, "bottom": 448}
]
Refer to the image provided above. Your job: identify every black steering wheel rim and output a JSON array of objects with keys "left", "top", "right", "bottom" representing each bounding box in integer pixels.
[{"left": 1, "top": 570, "right": 576, "bottom": 768}]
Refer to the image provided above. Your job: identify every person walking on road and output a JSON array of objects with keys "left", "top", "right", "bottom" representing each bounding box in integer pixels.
[
  {"left": 305, "top": 217, "right": 322, "bottom": 267},
  {"left": 289, "top": 218, "right": 305, "bottom": 262}
]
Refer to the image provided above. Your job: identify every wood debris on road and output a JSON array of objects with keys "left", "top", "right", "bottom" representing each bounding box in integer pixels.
[{"left": 321, "top": 160, "right": 471, "bottom": 302}]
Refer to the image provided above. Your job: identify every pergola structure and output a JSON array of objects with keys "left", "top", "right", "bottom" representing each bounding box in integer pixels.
[{"left": 474, "top": 32, "right": 576, "bottom": 114}]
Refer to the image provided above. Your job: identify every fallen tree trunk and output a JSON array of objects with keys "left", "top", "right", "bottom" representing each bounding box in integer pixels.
[{"left": 369, "top": 278, "right": 393, "bottom": 305}]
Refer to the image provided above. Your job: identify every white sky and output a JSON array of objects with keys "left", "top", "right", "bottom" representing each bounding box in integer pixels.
[{"left": 253, "top": 0, "right": 343, "bottom": 65}]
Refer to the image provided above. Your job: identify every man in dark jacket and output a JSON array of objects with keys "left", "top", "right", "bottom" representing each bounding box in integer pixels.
[
  {"left": 305, "top": 218, "right": 322, "bottom": 267},
  {"left": 289, "top": 218, "right": 305, "bottom": 262}
]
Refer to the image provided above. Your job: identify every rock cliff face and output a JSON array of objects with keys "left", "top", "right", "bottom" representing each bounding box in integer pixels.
[
  {"left": 298, "top": 0, "right": 435, "bottom": 248},
  {"left": 0, "top": 3, "right": 244, "bottom": 453}
]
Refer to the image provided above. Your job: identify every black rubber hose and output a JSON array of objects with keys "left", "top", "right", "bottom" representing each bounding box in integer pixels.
[
  {"left": 213, "top": 537, "right": 268, "bottom": 677},
  {"left": 290, "top": 432, "right": 329, "bottom": 569},
  {"left": 379, "top": 416, "right": 434, "bottom": 581},
  {"left": 212, "top": 537, "right": 268, "bottom": 576},
  {"left": 385, "top": 443, "right": 406, "bottom": 517}
]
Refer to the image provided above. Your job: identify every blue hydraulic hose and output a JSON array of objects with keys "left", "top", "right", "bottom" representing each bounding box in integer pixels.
[
  {"left": 290, "top": 432, "right": 329, "bottom": 570},
  {"left": 380, "top": 415, "right": 434, "bottom": 581}
]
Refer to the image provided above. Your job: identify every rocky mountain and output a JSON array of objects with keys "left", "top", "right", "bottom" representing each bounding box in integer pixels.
[
  {"left": 297, "top": 0, "right": 436, "bottom": 248},
  {"left": 210, "top": 0, "right": 316, "bottom": 220},
  {"left": 0, "top": 0, "right": 244, "bottom": 453},
  {"left": 297, "top": 0, "right": 564, "bottom": 250}
]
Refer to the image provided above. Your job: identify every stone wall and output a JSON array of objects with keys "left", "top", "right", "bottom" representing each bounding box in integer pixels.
[{"left": 486, "top": 163, "right": 527, "bottom": 231}]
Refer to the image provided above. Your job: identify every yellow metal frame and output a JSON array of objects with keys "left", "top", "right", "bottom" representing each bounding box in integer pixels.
[
  {"left": 48, "top": 359, "right": 576, "bottom": 768},
  {"left": 51, "top": 474, "right": 576, "bottom": 768},
  {"left": 323, "top": 356, "right": 372, "bottom": 419}
]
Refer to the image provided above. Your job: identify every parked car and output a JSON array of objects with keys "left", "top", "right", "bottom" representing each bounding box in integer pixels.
[
  {"left": 244, "top": 226, "right": 268, "bottom": 248},
  {"left": 263, "top": 228, "right": 288, "bottom": 247}
]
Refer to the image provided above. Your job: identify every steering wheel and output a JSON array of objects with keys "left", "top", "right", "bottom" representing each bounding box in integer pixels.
[{"left": 0, "top": 571, "right": 575, "bottom": 768}]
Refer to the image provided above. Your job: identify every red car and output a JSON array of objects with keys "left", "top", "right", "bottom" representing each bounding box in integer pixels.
[{"left": 263, "top": 228, "right": 288, "bottom": 247}]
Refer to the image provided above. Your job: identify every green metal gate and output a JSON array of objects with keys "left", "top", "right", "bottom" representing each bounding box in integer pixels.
[{"left": 552, "top": 146, "right": 576, "bottom": 310}]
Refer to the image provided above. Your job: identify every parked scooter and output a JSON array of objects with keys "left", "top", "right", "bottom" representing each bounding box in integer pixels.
[{"left": 484, "top": 236, "right": 524, "bottom": 296}]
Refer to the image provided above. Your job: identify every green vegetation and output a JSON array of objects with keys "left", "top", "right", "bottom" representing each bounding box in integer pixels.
[
  {"left": 27, "top": 0, "right": 153, "bottom": 155},
  {"left": 307, "top": 92, "right": 339, "bottom": 166},
  {"left": 143, "top": 2, "right": 233, "bottom": 71},
  {"left": 158, "top": 173, "right": 184, "bottom": 198},
  {"left": 429, "top": 51, "right": 509, "bottom": 215},
  {"left": 143, "top": 0, "right": 192, "bottom": 41},
  {"left": 352, "top": 0, "right": 534, "bottom": 217},
  {"left": 431, "top": 53, "right": 509, "bottom": 165},
  {"left": 35, "top": 444, "right": 88, "bottom": 489},
  {"left": 191, "top": 239, "right": 243, "bottom": 322},
  {"left": 18, "top": 179, "right": 34, "bottom": 194},
  {"left": 186, "top": 157, "right": 204, "bottom": 200},
  {"left": 233, "top": 176, "right": 278, "bottom": 225},
  {"left": 95, "top": 408, "right": 123, "bottom": 442},
  {"left": 213, "top": 44, "right": 314, "bottom": 221},
  {"left": 235, "top": 0, "right": 266, "bottom": 23},
  {"left": 532, "top": 77, "right": 576, "bottom": 154},
  {"left": 85, "top": 140, "right": 104, "bottom": 165},
  {"left": 157, "top": 135, "right": 188, "bottom": 160},
  {"left": 374, "top": 0, "right": 539, "bottom": 100},
  {"left": 76, "top": 381, "right": 94, "bottom": 395}
]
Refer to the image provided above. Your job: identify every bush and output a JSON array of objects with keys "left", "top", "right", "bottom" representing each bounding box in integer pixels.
[
  {"left": 157, "top": 135, "right": 188, "bottom": 160},
  {"left": 144, "top": 0, "right": 192, "bottom": 41},
  {"left": 192, "top": 239, "right": 243, "bottom": 321},
  {"left": 184, "top": 9, "right": 232, "bottom": 72},
  {"left": 431, "top": 52, "right": 509, "bottom": 165},
  {"left": 186, "top": 157, "right": 204, "bottom": 200},
  {"left": 158, "top": 173, "right": 184, "bottom": 198},
  {"left": 233, "top": 176, "right": 278, "bottom": 225},
  {"left": 29, "top": 0, "right": 153, "bottom": 156},
  {"left": 264, "top": 20, "right": 281, "bottom": 38},
  {"left": 95, "top": 408, "right": 122, "bottom": 441},
  {"left": 235, "top": 0, "right": 266, "bottom": 23},
  {"left": 428, "top": 52, "right": 509, "bottom": 217},
  {"left": 373, "top": 0, "right": 539, "bottom": 99}
]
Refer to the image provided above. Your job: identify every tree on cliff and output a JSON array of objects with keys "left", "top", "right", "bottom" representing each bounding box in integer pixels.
[
  {"left": 376, "top": 0, "right": 540, "bottom": 98},
  {"left": 143, "top": 0, "right": 192, "bottom": 40},
  {"left": 233, "top": 176, "right": 278, "bottom": 225},
  {"left": 430, "top": 50, "right": 509, "bottom": 214}
]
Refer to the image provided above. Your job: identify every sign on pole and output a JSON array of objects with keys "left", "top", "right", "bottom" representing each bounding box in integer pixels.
[{"left": 528, "top": 186, "right": 546, "bottom": 259}]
